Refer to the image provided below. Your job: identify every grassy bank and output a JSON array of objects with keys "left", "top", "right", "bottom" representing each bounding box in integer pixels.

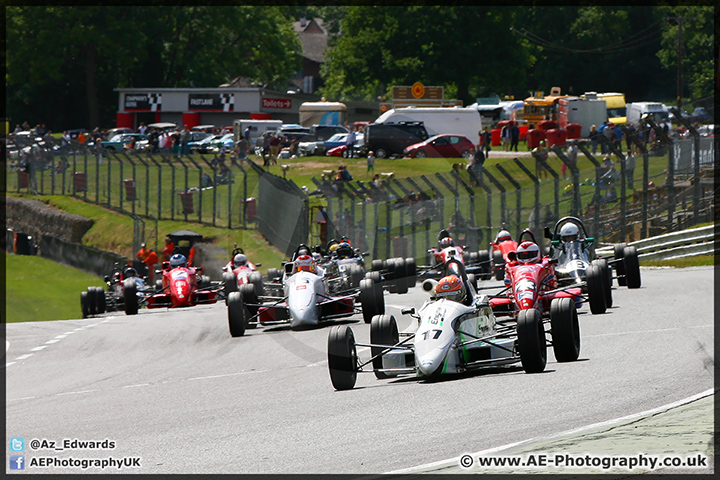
[{"left": 5, "top": 253, "right": 105, "bottom": 323}]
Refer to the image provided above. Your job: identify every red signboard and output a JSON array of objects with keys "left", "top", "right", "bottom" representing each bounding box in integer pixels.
[{"left": 262, "top": 98, "right": 292, "bottom": 109}]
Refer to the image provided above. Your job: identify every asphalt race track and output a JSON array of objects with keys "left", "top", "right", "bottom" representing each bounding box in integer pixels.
[{"left": 5, "top": 266, "right": 714, "bottom": 474}]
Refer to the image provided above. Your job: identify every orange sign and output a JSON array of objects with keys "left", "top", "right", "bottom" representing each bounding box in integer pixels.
[{"left": 411, "top": 82, "right": 425, "bottom": 99}]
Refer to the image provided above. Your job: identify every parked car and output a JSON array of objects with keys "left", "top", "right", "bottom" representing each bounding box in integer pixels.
[
  {"left": 207, "top": 133, "right": 234, "bottom": 152},
  {"left": 403, "top": 134, "right": 475, "bottom": 159},
  {"left": 101, "top": 133, "right": 148, "bottom": 151},
  {"left": 189, "top": 134, "right": 223, "bottom": 153},
  {"left": 325, "top": 134, "right": 365, "bottom": 157},
  {"left": 363, "top": 121, "right": 429, "bottom": 158}
]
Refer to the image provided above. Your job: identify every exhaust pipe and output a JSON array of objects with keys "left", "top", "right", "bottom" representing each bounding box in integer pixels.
[{"left": 421, "top": 279, "right": 437, "bottom": 293}]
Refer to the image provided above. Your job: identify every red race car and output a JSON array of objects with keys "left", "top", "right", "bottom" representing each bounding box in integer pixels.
[
  {"left": 418, "top": 230, "right": 491, "bottom": 281},
  {"left": 123, "top": 253, "right": 221, "bottom": 314},
  {"left": 221, "top": 244, "right": 264, "bottom": 301},
  {"left": 489, "top": 227, "right": 519, "bottom": 281},
  {"left": 488, "top": 230, "right": 586, "bottom": 370}
]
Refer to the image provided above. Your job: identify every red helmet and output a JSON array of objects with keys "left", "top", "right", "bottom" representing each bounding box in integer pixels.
[
  {"left": 439, "top": 237, "right": 454, "bottom": 248},
  {"left": 294, "top": 254, "right": 315, "bottom": 273},
  {"left": 516, "top": 241, "right": 540, "bottom": 264},
  {"left": 435, "top": 275, "right": 466, "bottom": 302}
]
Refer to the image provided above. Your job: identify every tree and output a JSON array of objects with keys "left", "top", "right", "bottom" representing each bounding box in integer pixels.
[
  {"left": 319, "top": 6, "right": 531, "bottom": 104},
  {"left": 6, "top": 6, "right": 301, "bottom": 130}
]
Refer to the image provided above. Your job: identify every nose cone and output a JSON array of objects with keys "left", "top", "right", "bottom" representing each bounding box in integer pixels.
[
  {"left": 288, "top": 289, "right": 319, "bottom": 328},
  {"left": 416, "top": 348, "right": 446, "bottom": 377}
]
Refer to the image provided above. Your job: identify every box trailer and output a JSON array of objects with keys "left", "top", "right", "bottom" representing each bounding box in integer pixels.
[{"left": 557, "top": 96, "right": 607, "bottom": 137}]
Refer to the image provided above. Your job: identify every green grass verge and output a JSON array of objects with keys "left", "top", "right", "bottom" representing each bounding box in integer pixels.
[
  {"left": 8, "top": 194, "right": 287, "bottom": 270},
  {"left": 641, "top": 254, "right": 715, "bottom": 268},
  {"left": 5, "top": 252, "right": 105, "bottom": 323}
]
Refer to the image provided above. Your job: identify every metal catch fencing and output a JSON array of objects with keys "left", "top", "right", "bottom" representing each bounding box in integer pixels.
[{"left": 7, "top": 115, "right": 714, "bottom": 263}]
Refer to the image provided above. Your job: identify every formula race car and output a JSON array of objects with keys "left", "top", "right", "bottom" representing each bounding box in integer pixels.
[
  {"left": 418, "top": 230, "right": 491, "bottom": 281},
  {"left": 227, "top": 249, "right": 385, "bottom": 337},
  {"left": 222, "top": 244, "right": 264, "bottom": 301},
  {"left": 319, "top": 240, "right": 368, "bottom": 294},
  {"left": 544, "top": 216, "right": 641, "bottom": 313},
  {"left": 124, "top": 254, "right": 222, "bottom": 315},
  {"left": 489, "top": 227, "right": 519, "bottom": 281},
  {"left": 327, "top": 257, "right": 580, "bottom": 390},
  {"left": 81, "top": 264, "right": 154, "bottom": 318}
]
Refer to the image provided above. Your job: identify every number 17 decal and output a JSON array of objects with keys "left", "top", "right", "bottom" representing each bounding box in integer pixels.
[{"left": 422, "top": 329, "right": 442, "bottom": 340}]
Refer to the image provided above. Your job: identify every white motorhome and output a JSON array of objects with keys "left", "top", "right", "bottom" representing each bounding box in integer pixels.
[
  {"left": 374, "top": 107, "right": 482, "bottom": 145},
  {"left": 625, "top": 102, "right": 669, "bottom": 127},
  {"left": 233, "top": 119, "right": 283, "bottom": 147}
]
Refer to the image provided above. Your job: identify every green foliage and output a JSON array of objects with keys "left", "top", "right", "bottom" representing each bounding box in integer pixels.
[{"left": 6, "top": 6, "right": 300, "bottom": 129}]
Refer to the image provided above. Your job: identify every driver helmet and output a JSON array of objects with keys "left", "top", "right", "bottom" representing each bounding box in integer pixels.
[
  {"left": 170, "top": 254, "right": 187, "bottom": 268},
  {"left": 294, "top": 254, "right": 316, "bottom": 273},
  {"left": 516, "top": 241, "right": 540, "bottom": 264},
  {"left": 337, "top": 242, "right": 352, "bottom": 258},
  {"left": 328, "top": 243, "right": 339, "bottom": 254},
  {"left": 340, "top": 235, "right": 352, "bottom": 245},
  {"left": 435, "top": 275, "right": 466, "bottom": 302},
  {"left": 296, "top": 246, "right": 311, "bottom": 257},
  {"left": 560, "top": 223, "right": 580, "bottom": 242},
  {"left": 124, "top": 267, "right": 138, "bottom": 278},
  {"left": 233, "top": 253, "right": 247, "bottom": 267},
  {"left": 439, "top": 237, "right": 454, "bottom": 248},
  {"left": 496, "top": 229, "right": 512, "bottom": 243}
]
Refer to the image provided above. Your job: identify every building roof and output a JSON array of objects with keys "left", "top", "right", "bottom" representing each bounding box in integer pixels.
[{"left": 292, "top": 18, "right": 328, "bottom": 64}]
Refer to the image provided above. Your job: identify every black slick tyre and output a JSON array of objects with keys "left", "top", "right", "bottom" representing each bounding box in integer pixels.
[
  {"left": 327, "top": 325, "right": 357, "bottom": 390},
  {"left": 592, "top": 258, "right": 613, "bottom": 308},
  {"left": 614, "top": 242, "right": 627, "bottom": 286},
  {"left": 516, "top": 308, "right": 547, "bottom": 373},
  {"left": 404, "top": 257, "right": 417, "bottom": 287},
  {"left": 493, "top": 250, "right": 505, "bottom": 281},
  {"left": 370, "top": 314, "right": 399, "bottom": 379},
  {"left": 123, "top": 278, "right": 138, "bottom": 315},
  {"left": 239, "top": 283, "right": 258, "bottom": 328},
  {"left": 477, "top": 250, "right": 491, "bottom": 280},
  {"left": 227, "top": 291, "right": 246, "bottom": 337},
  {"left": 359, "top": 278, "right": 382, "bottom": 323},
  {"left": 550, "top": 297, "right": 580, "bottom": 362},
  {"left": 623, "top": 246, "right": 641, "bottom": 289},
  {"left": 80, "top": 291, "right": 90, "bottom": 318},
  {"left": 585, "top": 264, "right": 607, "bottom": 314}
]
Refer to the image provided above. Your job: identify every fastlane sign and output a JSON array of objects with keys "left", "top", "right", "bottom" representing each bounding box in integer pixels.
[{"left": 188, "top": 93, "right": 235, "bottom": 112}]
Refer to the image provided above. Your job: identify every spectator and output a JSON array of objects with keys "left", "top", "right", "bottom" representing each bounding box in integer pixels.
[
  {"left": 625, "top": 123, "right": 636, "bottom": 152},
  {"left": 162, "top": 236, "right": 175, "bottom": 262},
  {"left": 501, "top": 123, "right": 511, "bottom": 151},
  {"left": 366, "top": 150, "right": 375, "bottom": 175},
  {"left": 564, "top": 140, "right": 578, "bottom": 180},
  {"left": 468, "top": 144, "right": 484, "bottom": 186},
  {"left": 13, "top": 124, "right": 21, "bottom": 134},
  {"left": 269, "top": 133, "right": 281, "bottom": 164},
  {"left": 180, "top": 125, "right": 190, "bottom": 155},
  {"left": 61, "top": 130, "right": 71, "bottom": 148},
  {"left": 624, "top": 149, "right": 636, "bottom": 190},
  {"left": 261, "top": 132, "right": 271, "bottom": 166},
  {"left": 589, "top": 124, "right": 600, "bottom": 155},
  {"left": 138, "top": 122, "right": 147, "bottom": 135},
  {"left": 480, "top": 126, "right": 491, "bottom": 157},
  {"left": 532, "top": 140, "right": 549, "bottom": 181},
  {"left": 510, "top": 122, "right": 520, "bottom": 152},
  {"left": 136, "top": 243, "right": 159, "bottom": 282},
  {"left": 613, "top": 123, "right": 623, "bottom": 150},
  {"left": 345, "top": 128, "right": 357, "bottom": 158},
  {"left": 338, "top": 165, "right": 353, "bottom": 181},
  {"left": 244, "top": 126, "right": 252, "bottom": 145}
]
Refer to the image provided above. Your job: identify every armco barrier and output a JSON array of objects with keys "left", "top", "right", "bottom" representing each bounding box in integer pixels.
[{"left": 596, "top": 224, "right": 715, "bottom": 261}]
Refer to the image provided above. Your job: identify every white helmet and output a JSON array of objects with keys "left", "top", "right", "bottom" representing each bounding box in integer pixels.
[
  {"left": 516, "top": 241, "right": 540, "bottom": 264},
  {"left": 233, "top": 253, "right": 247, "bottom": 267},
  {"left": 560, "top": 223, "right": 579, "bottom": 242},
  {"left": 496, "top": 230, "right": 512, "bottom": 243}
]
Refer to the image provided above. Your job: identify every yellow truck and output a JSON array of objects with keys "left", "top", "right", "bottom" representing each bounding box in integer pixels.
[{"left": 590, "top": 92, "right": 627, "bottom": 125}]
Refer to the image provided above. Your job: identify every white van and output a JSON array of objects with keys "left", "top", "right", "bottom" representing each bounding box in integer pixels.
[
  {"left": 625, "top": 102, "right": 669, "bottom": 127},
  {"left": 374, "top": 107, "right": 482, "bottom": 145},
  {"left": 233, "top": 119, "right": 283, "bottom": 147}
]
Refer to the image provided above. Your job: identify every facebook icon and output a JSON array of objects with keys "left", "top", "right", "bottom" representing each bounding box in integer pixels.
[{"left": 10, "top": 455, "right": 25, "bottom": 470}]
